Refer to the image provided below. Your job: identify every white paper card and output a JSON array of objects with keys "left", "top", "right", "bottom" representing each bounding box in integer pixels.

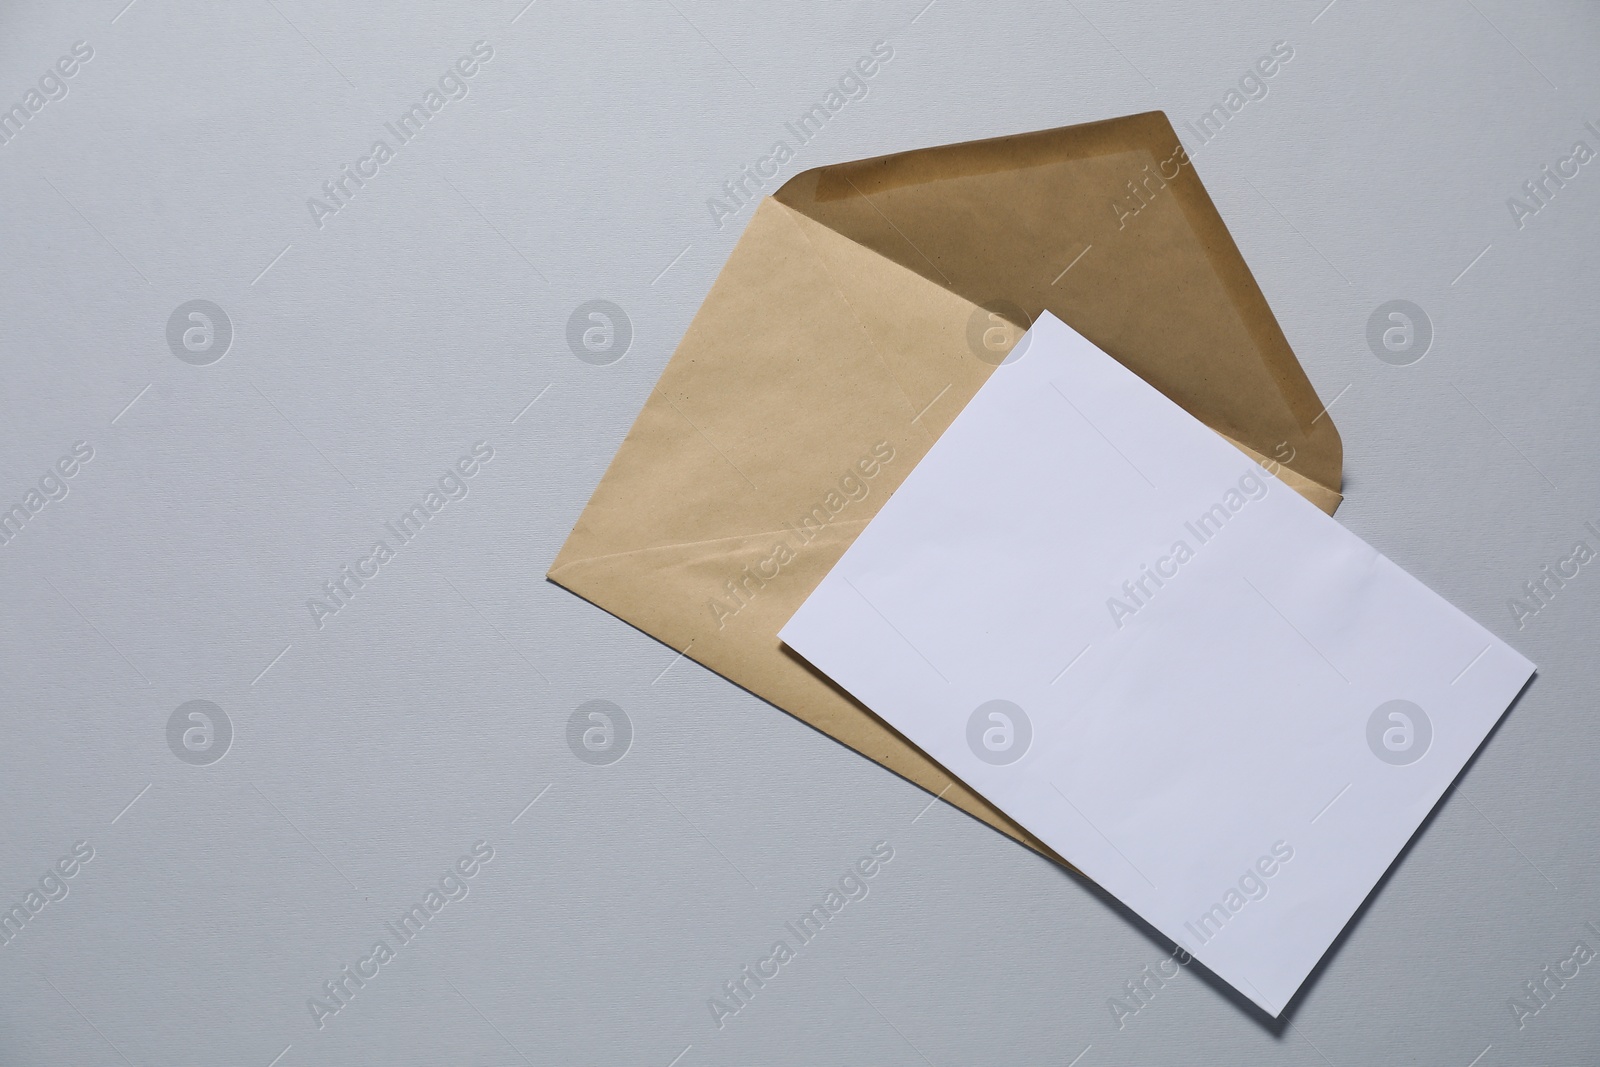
[{"left": 780, "top": 312, "right": 1534, "bottom": 1015}]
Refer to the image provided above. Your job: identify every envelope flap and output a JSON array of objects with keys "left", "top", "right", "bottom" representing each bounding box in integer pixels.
[{"left": 773, "top": 111, "right": 1342, "bottom": 500}]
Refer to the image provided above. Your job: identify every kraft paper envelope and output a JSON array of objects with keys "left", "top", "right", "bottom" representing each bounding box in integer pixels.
[{"left": 549, "top": 112, "right": 1343, "bottom": 863}]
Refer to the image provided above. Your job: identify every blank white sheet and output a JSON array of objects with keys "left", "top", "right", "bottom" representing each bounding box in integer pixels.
[{"left": 780, "top": 312, "right": 1534, "bottom": 1015}]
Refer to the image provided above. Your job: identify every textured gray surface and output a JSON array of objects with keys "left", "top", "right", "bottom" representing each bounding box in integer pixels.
[{"left": 1, "top": 1, "right": 1596, "bottom": 1064}]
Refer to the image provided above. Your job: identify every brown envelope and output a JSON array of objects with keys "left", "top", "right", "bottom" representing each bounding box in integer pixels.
[{"left": 549, "top": 111, "right": 1343, "bottom": 864}]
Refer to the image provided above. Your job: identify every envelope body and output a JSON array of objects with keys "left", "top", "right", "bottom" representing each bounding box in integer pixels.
[{"left": 549, "top": 111, "right": 1343, "bottom": 862}]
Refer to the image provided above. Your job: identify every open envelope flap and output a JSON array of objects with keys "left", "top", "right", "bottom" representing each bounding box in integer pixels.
[
  {"left": 774, "top": 110, "right": 1342, "bottom": 507},
  {"left": 550, "top": 194, "right": 1061, "bottom": 858}
]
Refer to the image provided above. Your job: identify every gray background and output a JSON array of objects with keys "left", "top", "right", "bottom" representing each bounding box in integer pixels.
[{"left": 1, "top": 0, "right": 1596, "bottom": 1064}]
